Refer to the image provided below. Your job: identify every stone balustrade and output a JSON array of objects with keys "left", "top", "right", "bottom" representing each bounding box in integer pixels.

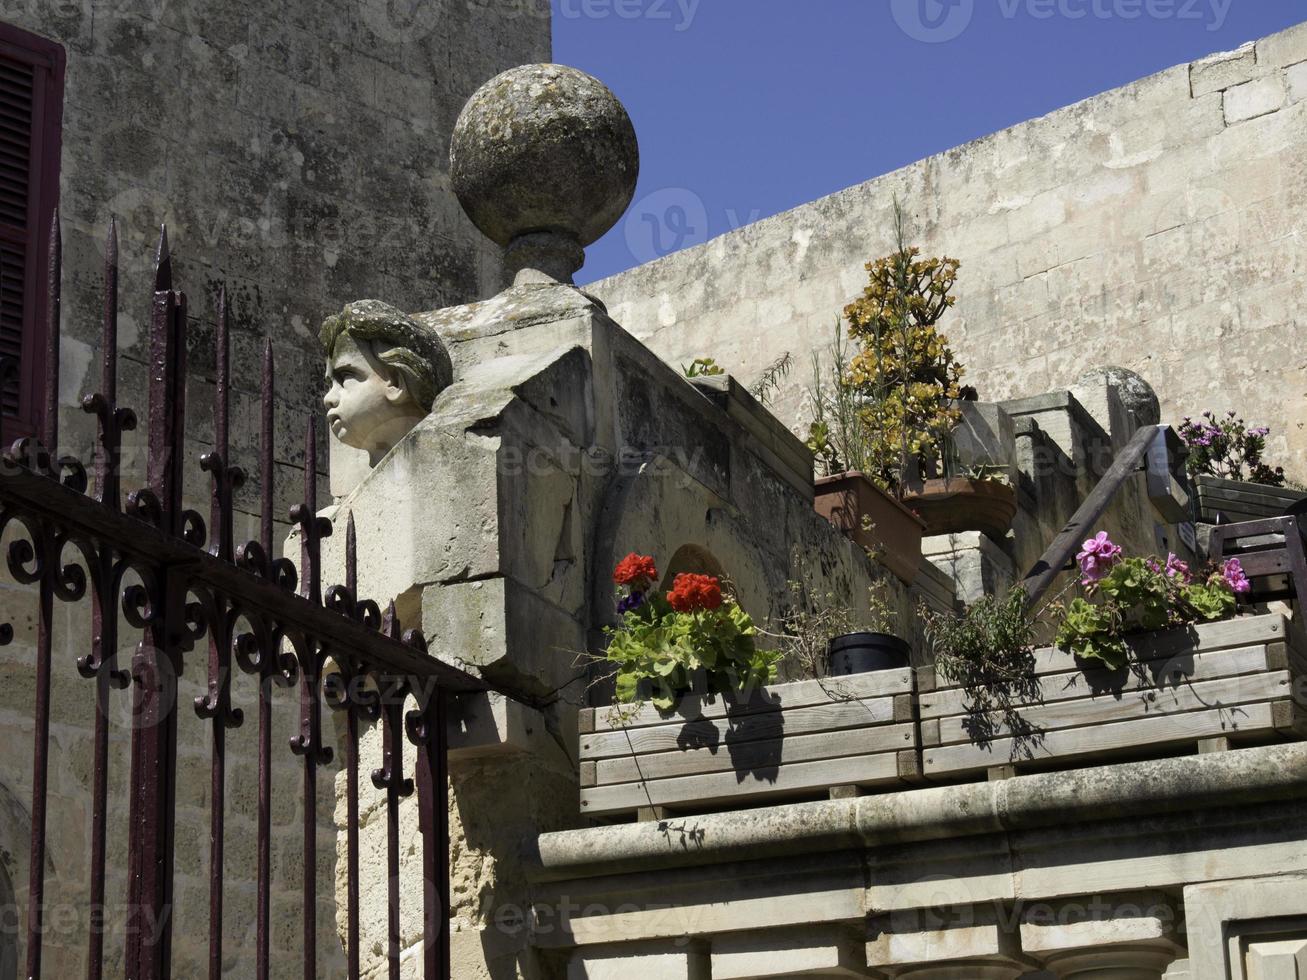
[
  {"left": 537, "top": 745, "right": 1307, "bottom": 979},
  {"left": 564, "top": 892, "right": 1188, "bottom": 979}
]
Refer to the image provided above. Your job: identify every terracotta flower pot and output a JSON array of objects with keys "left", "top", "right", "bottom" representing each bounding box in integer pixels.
[
  {"left": 814, "top": 472, "right": 926, "bottom": 584},
  {"left": 903, "top": 477, "right": 1018, "bottom": 540}
]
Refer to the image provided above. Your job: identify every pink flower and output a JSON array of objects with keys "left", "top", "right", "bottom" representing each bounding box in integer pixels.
[
  {"left": 1164, "top": 553, "right": 1192, "bottom": 583},
  {"left": 1222, "top": 558, "right": 1252, "bottom": 595},
  {"left": 1077, "top": 532, "right": 1122, "bottom": 585}
]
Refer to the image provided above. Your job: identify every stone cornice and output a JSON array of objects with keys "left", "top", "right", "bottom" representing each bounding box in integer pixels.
[{"left": 529, "top": 742, "right": 1307, "bottom": 882}]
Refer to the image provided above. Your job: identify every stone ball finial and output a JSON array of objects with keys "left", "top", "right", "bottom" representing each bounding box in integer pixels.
[
  {"left": 450, "top": 64, "right": 639, "bottom": 284},
  {"left": 1075, "top": 366, "right": 1162, "bottom": 427}
]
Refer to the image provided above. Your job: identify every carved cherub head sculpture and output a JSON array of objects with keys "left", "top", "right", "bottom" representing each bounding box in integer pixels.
[{"left": 320, "top": 300, "right": 453, "bottom": 466}]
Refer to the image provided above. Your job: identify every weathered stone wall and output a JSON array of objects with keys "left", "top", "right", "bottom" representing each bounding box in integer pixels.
[
  {"left": 0, "top": 0, "right": 550, "bottom": 975},
  {"left": 593, "top": 20, "right": 1307, "bottom": 483},
  {"left": 24, "top": 0, "right": 550, "bottom": 510}
]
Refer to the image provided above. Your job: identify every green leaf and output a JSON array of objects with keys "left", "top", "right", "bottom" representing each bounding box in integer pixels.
[
  {"left": 614, "top": 670, "right": 639, "bottom": 705},
  {"left": 1055, "top": 597, "right": 1130, "bottom": 670},
  {"left": 1184, "top": 582, "right": 1236, "bottom": 621}
]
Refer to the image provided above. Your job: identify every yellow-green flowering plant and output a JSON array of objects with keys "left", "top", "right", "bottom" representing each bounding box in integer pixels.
[{"left": 806, "top": 201, "right": 972, "bottom": 495}]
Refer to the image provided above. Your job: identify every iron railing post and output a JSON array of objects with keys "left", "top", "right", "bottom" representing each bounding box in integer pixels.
[{"left": 125, "top": 229, "right": 186, "bottom": 979}]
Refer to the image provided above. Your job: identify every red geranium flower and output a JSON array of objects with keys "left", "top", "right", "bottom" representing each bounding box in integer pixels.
[
  {"left": 613, "top": 553, "right": 658, "bottom": 587},
  {"left": 667, "top": 573, "right": 723, "bottom": 612}
]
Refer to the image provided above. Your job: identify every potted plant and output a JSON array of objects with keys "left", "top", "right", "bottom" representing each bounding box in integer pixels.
[
  {"left": 1054, "top": 531, "right": 1248, "bottom": 670},
  {"left": 828, "top": 576, "right": 907, "bottom": 675},
  {"left": 921, "top": 584, "right": 1042, "bottom": 752},
  {"left": 1179, "top": 411, "right": 1305, "bottom": 524},
  {"left": 807, "top": 319, "right": 927, "bottom": 584},
  {"left": 579, "top": 551, "right": 921, "bottom": 819},
  {"left": 770, "top": 546, "right": 910, "bottom": 677},
  {"left": 603, "top": 552, "right": 779, "bottom": 712},
  {"left": 833, "top": 203, "right": 1017, "bottom": 541},
  {"left": 828, "top": 629, "right": 909, "bottom": 675}
]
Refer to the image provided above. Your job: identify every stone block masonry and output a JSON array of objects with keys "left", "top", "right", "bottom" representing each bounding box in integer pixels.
[{"left": 593, "top": 20, "right": 1307, "bottom": 483}]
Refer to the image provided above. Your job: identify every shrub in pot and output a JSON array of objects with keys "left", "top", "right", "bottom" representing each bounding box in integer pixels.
[
  {"left": 808, "top": 202, "right": 1015, "bottom": 554},
  {"left": 921, "top": 585, "right": 1042, "bottom": 746},
  {"left": 805, "top": 319, "right": 927, "bottom": 583}
]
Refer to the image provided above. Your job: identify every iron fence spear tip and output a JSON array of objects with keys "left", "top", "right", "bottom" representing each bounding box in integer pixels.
[
  {"left": 263, "top": 340, "right": 274, "bottom": 390},
  {"left": 346, "top": 511, "right": 357, "bottom": 591},
  {"left": 154, "top": 225, "right": 172, "bottom": 290}
]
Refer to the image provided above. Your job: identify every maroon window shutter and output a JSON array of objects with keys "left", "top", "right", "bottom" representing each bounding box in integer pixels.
[{"left": 0, "top": 23, "right": 62, "bottom": 438}]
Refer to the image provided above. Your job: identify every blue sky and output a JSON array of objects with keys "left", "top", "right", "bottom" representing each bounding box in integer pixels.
[{"left": 552, "top": 0, "right": 1307, "bottom": 283}]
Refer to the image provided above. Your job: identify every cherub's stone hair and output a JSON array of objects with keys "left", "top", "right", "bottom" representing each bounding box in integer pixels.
[{"left": 320, "top": 300, "right": 453, "bottom": 411}]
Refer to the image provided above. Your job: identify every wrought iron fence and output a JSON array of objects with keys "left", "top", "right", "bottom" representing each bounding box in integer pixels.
[{"left": 0, "top": 213, "right": 483, "bottom": 979}]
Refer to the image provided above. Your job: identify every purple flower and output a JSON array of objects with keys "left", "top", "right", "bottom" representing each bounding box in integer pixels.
[
  {"left": 1165, "top": 553, "right": 1192, "bottom": 583},
  {"left": 617, "top": 591, "right": 646, "bottom": 614},
  {"left": 1080, "top": 532, "right": 1118, "bottom": 558},
  {"left": 1079, "top": 556, "right": 1114, "bottom": 585},
  {"left": 1077, "top": 531, "right": 1122, "bottom": 585},
  {"left": 1221, "top": 559, "right": 1252, "bottom": 595}
]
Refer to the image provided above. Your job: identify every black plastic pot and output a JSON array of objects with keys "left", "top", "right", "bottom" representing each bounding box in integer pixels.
[{"left": 828, "top": 632, "right": 911, "bottom": 675}]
